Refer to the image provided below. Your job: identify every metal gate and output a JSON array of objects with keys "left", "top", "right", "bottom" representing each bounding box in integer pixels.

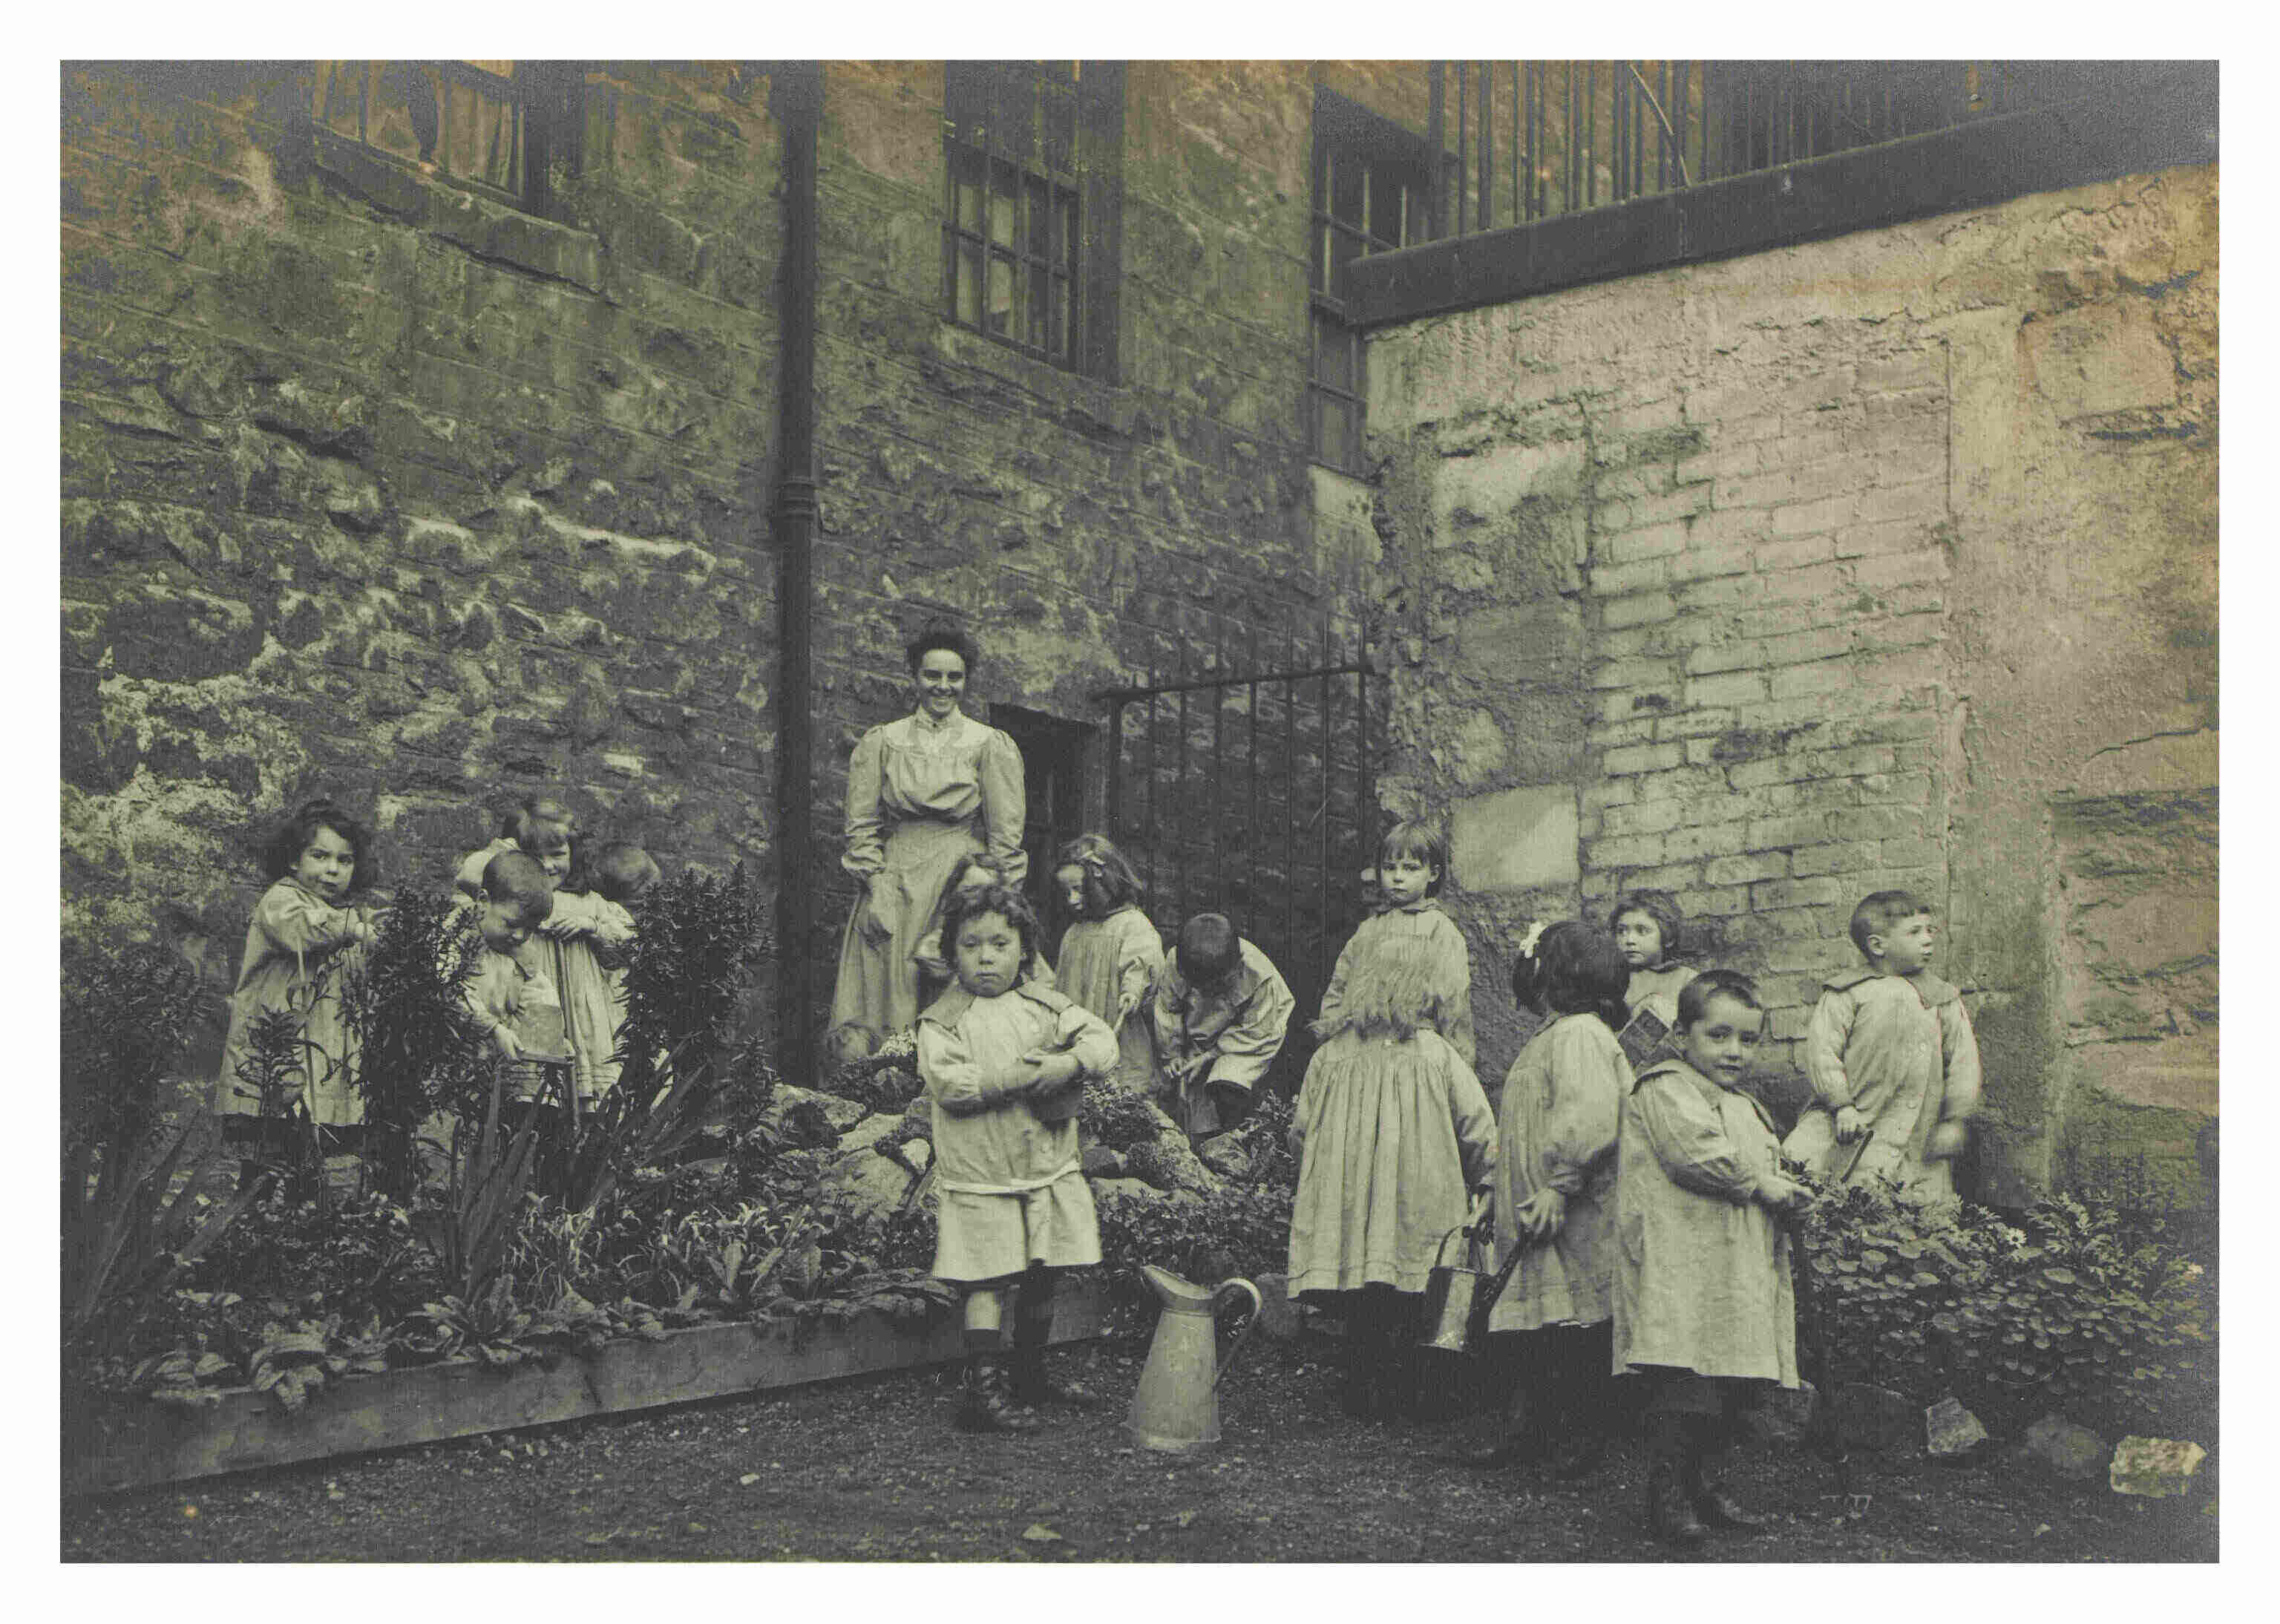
[{"left": 1097, "top": 654, "right": 1380, "bottom": 1093}]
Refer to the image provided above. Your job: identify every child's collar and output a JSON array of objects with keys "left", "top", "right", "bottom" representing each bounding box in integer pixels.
[
  {"left": 1824, "top": 963, "right": 1961, "bottom": 1006},
  {"left": 1634, "top": 1055, "right": 1778, "bottom": 1133},
  {"left": 1378, "top": 896, "right": 1439, "bottom": 916}
]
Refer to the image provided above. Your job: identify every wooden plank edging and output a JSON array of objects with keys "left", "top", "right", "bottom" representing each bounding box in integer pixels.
[{"left": 64, "top": 1282, "right": 1116, "bottom": 1498}]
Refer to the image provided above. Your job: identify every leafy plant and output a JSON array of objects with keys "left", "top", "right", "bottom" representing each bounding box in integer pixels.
[
  {"left": 1795, "top": 1172, "right": 2215, "bottom": 1437},
  {"left": 62, "top": 940, "right": 261, "bottom": 1343},
  {"left": 1095, "top": 1090, "right": 1300, "bottom": 1291},
  {"left": 437, "top": 1074, "right": 550, "bottom": 1307},
  {"left": 339, "top": 888, "right": 492, "bottom": 1200},
  {"left": 557, "top": 864, "right": 776, "bottom": 1217}
]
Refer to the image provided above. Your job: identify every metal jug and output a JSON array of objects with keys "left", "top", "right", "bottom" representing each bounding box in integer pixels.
[
  {"left": 1418, "top": 1224, "right": 1487, "bottom": 1355},
  {"left": 1125, "top": 1265, "right": 1261, "bottom": 1453}
]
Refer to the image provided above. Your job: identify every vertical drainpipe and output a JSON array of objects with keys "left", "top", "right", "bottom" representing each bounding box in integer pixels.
[{"left": 770, "top": 62, "right": 822, "bottom": 1081}]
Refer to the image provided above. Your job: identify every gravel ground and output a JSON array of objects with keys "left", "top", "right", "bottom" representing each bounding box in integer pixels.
[{"left": 62, "top": 1336, "right": 2215, "bottom": 1564}]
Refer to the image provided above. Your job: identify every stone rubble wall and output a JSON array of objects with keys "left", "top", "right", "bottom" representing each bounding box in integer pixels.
[
  {"left": 1366, "top": 164, "right": 2217, "bottom": 1211},
  {"left": 62, "top": 64, "right": 791, "bottom": 1071},
  {"left": 59, "top": 62, "right": 1421, "bottom": 1073}
]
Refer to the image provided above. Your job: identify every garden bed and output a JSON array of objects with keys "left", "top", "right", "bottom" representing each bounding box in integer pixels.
[{"left": 65, "top": 1280, "right": 1113, "bottom": 1497}]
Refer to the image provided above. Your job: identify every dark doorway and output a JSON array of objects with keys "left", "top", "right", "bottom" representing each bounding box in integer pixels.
[{"left": 990, "top": 704, "right": 1094, "bottom": 938}]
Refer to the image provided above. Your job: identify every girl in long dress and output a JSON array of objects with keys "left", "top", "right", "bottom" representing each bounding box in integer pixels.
[
  {"left": 1047, "top": 834, "right": 1162, "bottom": 1096},
  {"left": 829, "top": 623, "right": 1027, "bottom": 1063},
  {"left": 1287, "top": 934, "right": 1496, "bottom": 1420},
  {"left": 1317, "top": 820, "right": 1473, "bottom": 1066},
  {"left": 1468, "top": 920, "right": 1633, "bottom": 1479}
]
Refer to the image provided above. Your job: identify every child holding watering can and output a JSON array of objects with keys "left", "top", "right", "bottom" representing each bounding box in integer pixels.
[
  {"left": 1286, "top": 934, "right": 1496, "bottom": 1421},
  {"left": 1461, "top": 920, "right": 1634, "bottom": 1479}
]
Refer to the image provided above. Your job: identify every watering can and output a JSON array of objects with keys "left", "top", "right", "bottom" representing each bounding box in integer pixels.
[
  {"left": 1125, "top": 1265, "right": 1261, "bottom": 1453},
  {"left": 1418, "top": 1212, "right": 1530, "bottom": 1357}
]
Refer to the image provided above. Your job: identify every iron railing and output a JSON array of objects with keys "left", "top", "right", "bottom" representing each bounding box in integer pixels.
[
  {"left": 1418, "top": 60, "right": 2091, "bottom": 240},
  {"left": 1098, "top": 653, "right": 1380, "bottom": 1092}
]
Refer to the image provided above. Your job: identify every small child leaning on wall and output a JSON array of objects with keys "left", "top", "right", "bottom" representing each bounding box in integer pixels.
[
  {"left": 538, "top": 840, "right": 659, "bottom": 1107},
  {"left": 1782, "top": 888, "right": 1982, "bottom": 1204}
]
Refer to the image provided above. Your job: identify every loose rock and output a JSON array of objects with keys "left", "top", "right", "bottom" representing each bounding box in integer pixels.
[
  {"left": 1924, "top": 1396, "right": 1988, "bottom": 1458},
  {"left": 773, "top": 1084, "right": 872, "bottom": 1133},
  {"left": 2109, "top": 1435, "right": 2207, "bottom": 1499},
  {"left": 2015, "top": 1415, "right": 2109, "bottom": 1481}
]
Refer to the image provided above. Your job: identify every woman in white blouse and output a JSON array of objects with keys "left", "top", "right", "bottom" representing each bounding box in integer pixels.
[{"left": 827, "top": 623, "right": 1028, "bottom": 1062}]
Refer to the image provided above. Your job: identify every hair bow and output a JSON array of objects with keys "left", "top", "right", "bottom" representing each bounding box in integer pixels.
[{"left": 1516, "top": 920, "right": 1547, "bottom": 959}]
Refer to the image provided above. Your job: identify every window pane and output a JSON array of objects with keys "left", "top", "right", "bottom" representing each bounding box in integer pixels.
[
  {"left": 988, "top": 181, "right": 1018, "bottom": 249},
  {"left": 1059, "top": 193, "right": 1080, "bottom": 270},
  {"left": 314, "top": 61, "right": 370, "bottom": 140},
  {"left": 1367, "top": 166, "right": 1412, "bottom": 251},
  {"left": 1311, "top": 310, "right": 1352, "bottom": 392},
  {"left": 1027, "top": 174, "right": 1052, "bottom": 262},
  {"left": 1330, "top": 152, "right": 1366, "bottom": 228},
  {"left": 957, "top": 174, "right": 982, "bottom": 232},
  {"left": 1315, "top": 393, "right": 1356, "bottom": 467},
  {"left": 364, "top": 65, "right": 433, "bottom": 165},
  {"left": 956, "top": 243, "right": 981, "bottom": 327},
  {"left": 987, "top": 252, "right": 1015, "bottom": 334},
  {"left": 1027, "top": 257, "right": 1050, "bottom": 350}
]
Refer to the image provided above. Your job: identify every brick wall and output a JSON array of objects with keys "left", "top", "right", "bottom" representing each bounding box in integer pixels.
[{"left": 1367, "top": 164, "right": 2218, "bottom": 1209}]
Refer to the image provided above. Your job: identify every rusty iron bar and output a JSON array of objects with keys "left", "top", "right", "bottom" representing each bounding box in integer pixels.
[
  {"left": 1427, "top": 62, "right": 1446, "bottom": 238},
  {"left": 1211, "top": 644, "right": 1226, "bottom": 920},
  {"left": 1455, "top": 62, "right": 1468, "bottom": 236},
  {"left": 1176, "top": 684, "right": 1190, "bottom": 926},
  {"left": 1107, "top": 696, "right": 1124, "bottom": 843},
  {"left": 1092, "top": 661, "right": 1371, "bottom": 701},
  {"left": 1478, "top": 61, "right": 1493, "bottom": 232},
  {"left": 1145, "top": 685, "right": 1158, "bottom": 908},
  {"left": 1282, "top": 637, "right": 1297, "bottom": 967},
  {"left": 1318, "top": 668, "right": 1333, "bottom": 996},
  {"left": 1246, "top": 674, "right": 1259, "bottom": 917}
]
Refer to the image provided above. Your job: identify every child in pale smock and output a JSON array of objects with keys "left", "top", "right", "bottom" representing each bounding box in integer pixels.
[
  {"left": 919, "top": 883, "right": 1116, "bottom": 1432},
  {"left": 215, "top": 799, "right": 381, "bottom": 1159},
  {"left": 1614, "top": 970, "right": 1809, "bottom": 1546},
  {"left": 538, "top": 841, "right": 657, "bottom": 1107},
  {"left": 1288, "top": 934, "right": 1496, "bottom": 1421},
  {"left": 1149, "top": 913, "right": 1294, "bottom": 1141},
  {"left": 1785, "top": 888, "right": 1983, "bottom": 1204},
  {"left": 455, "top": 796, "right": 575, "bottom": 897},
  {"left": 1317, "top": 820, "right": 1474, "bottom": 1066},
  {"left": 1048, "top": 834, "right": 1162, "bottom": 1096},
  {"left": 1610, "top": 888, "right": 1698, "bottom": 1032},
  {"left": 1466, "top": 920, "right": 1633, "bottom": 1479}
]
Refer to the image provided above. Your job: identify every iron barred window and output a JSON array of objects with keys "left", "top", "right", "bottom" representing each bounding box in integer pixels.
[
  {"left": 307, "top": 61, "right": 583, "bottom": 217},
  {"left": 943, "top": 62, "right": 1124, "bottom": 379},
  {"left": 1309, "top": 88, "right": 1433, "bottom": 473}
]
